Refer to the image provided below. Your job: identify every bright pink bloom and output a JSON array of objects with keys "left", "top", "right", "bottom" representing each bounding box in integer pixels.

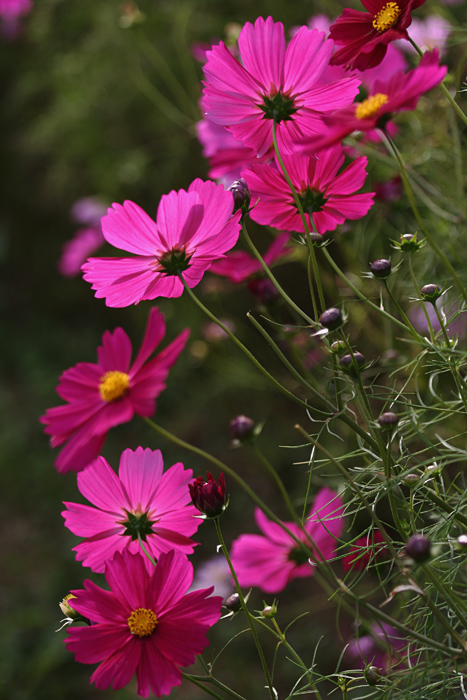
[
  {"left": 302, "top": 50, "right": 447, "bottom": 152},
  {"left": 41, "top": 308, "right": 189, "bottom": 474},
  {"left": 210, "top": 233, "right": 292, "bottom": 283},
  {"left": 230, "top": 487, "right": 344, "bottom": 593},
  {"left": 342, "top": 530, "right": 387, "bottom": 572},
  {"left": 242, "top": 146, "right": 374, "bottom": 236},
  {"left": 82, "top": 179, "right": 241, "bottom": 307},
  {"left": 329, "top": 0, "right": 428, "bottom": 70},
  {"left": 202, "top": 16, "right": 360, "bottom": 158},
  {"left": 64, "top": 549, "right": 222, "bottom": 698},
  {"left": 62, "top": 447, "right": 201, "bottom": 572},
  {"left": 58, "top": 226, "right": 105, "bottom": 277},
  {"left": 0, "top": 0, "right": 32, "bottom": 18}
]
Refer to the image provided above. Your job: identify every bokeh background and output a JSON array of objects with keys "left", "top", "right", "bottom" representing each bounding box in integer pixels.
[{"left": 2, "top": 1, "right": 467, "bottom": 698}]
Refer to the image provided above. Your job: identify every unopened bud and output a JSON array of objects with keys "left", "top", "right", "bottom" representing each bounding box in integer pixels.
[
  {"left": 261, "top": 604, "right": 277, "bottom": 618},
  {"left": 421, "top": 284, "right": 442, "bottom": 302},
  {"left": 230, "top": 415, "right": 255, "bottom": 442},
  {"left": 224, "top": 593, "right": 241, "bottom": 612},
  {"left": 457, "top": 534, "right": 467, "bottom": 549},
  {"left": 378, "top": 412, "right": 399, "bottom": 429},
  {"left": 365, "top": 666, "right": 383, "bottom": 686},
  {"left": 339, "top": 352, "right": 365, "bottom": 374},
  {"left": 406, "top": 534, "right": 431, "bottom": 563},
  {"left": 404, "top": 473, "right": 420, "bottom": 488},
  {"left": 370, "top": 259, "right": 391, "bottom": 279},
  {"left": 59, "top": 593, "right": 79, "bottom": 620},
  {"left": 229, "top": 178, "right": 251, "bottom": 213},
  {"left": 330, "top": 339, "right": 347, "bottom": 354},
  {"left": 399, "top": 233, "right": 423, "bottom": 253},
  {"left": 189, "top": 473, "right": 227, "bottom": 518},
  {"left": 320, "top": 307, "right": 344, "bottom": 331}
]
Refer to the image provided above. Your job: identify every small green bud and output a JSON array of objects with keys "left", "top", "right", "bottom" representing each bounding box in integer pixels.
[
  {"left": 261, "top": 603, "right": 277, "bottom": 618},
  {"left": 404, "top": 473, "right": 420, "bottom": 488},
  {"left": 421, "top": 284, "right": 442, "bottom": 302},
  {"left": 330, "top": 339, "right": 347, "bottom": 354}
]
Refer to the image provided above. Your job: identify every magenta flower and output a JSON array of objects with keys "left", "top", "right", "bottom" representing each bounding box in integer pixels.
[
  {"left": 242, "top": 145, "right": 374, "bottom": 235},
  {"left": 64, "top": 549, "right": 222, "bottom": 698},
  {"left": 82, "top": 179, "right": 241, "bottom": 307},
  {"left": 0, "top": 0, "right": 32, "bottom": 18},
  {"left": 202, "top": 16, "right": 361, "bottom": 158},
  {"left": 302, "top": 50, "right": 447, "bottom": 152},
  {"left": 230, "top": 487, "right": 344, "bottom": 593},
  {"left": 210, "top": 233, "right": 292, "bottom": 283},
  {"left": 342, "top": 530, "right": 387, "bottom": 572},
  {"left": 62, "top": 447, "right": 201, "bottom": 572},
  {"left": 41, "top": 308, "right": 189, "bottom": 474},
  {"left": 329, "top": 0, "right": 428, "bottom": 70},
  {"left": 58, "top": 226, "right": 105, "bottom": 277}
]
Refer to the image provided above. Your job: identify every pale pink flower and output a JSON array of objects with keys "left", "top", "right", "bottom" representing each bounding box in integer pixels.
[
  {"left": 230, "top": 487, "right": 344, "bottom": 593},
  {"left": 62, "top": 447, "right": 201, "bottom": 572},
  {"left": 64, "top": 549, "right": 222, "bottom": 698},
  {"left": 242, "top": 146, "right": 374, "bottom": 235},
  {"left": 41, "top": 308, "right": 189, "bottom": 473},
  {"left": 0, "top": 0, "right": 32, "bottom": 18},
  {"left": 209, "top": 233, "right": 292, "bottom": 283},
  {"left": 404, "top": 15, "right": 451, "bottom": 54},
  {"left": 82, "top": 179, "right": 241, "bottom": 307},
  {"left": 58, "top": 227, "right": 105, "bottom": 277},
  {"left": 202, "top": 16, "right": 360, "bottom": 158}
]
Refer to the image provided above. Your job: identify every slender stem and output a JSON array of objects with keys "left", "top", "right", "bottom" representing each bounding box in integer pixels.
[
  {"left": 423, "top": 565, "right": 467, "bottom": 633},
  {"left": 182, "top": 673, "right": 226, "bottom": 700},
  {"left": 214, "top": 518, "right": 276, "bottom": 700},
  {"left": 137, "top": 534, "right": 157, "bottom": 567},
  {"left": 382, "top": 131, "right": 467, "bottom": 305},
  {"left": 383, "top": 280, "right": 424, "bottom": 341},
  {"left": 252, "top": 443, "right": 300, "bottom": 524},
  {"left": 241, "top": 221, "right": 315, "bottom": 326},
  {"left": 408, "top": 254, "right": 435, "bottom": 341}
]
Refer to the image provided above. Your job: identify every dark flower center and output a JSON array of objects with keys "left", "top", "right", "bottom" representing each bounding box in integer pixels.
[
  {"left": 288, "top": 546, "right": 310, "bottom": 565},
  {"left": 259, "top": 91, "right": 298, "bottom": 123},
  {"left": 121, "top": 510, "right": 156, "bottom": 541},
  {"left": 157, "top": 247, "right": 192, "bottom": 276},
  {"left": 298, "top": 188, "right": 327, "bottom": 216}
]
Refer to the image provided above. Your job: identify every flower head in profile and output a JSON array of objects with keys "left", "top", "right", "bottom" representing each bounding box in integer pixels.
[
  {"left": 202, "top": 16, "right": 360, "bottom": 158},
  {"left": 243, "top": 145, "right": 374, "bottom": 235},
  {"left": 82, "top": 179, "right": 241, "bottom": 307},
  {"left": 329, "top": 0, "right": 428, "bottom": 70},
  {"left": 230, "top": 487, "right": 344, "bottom": 593},
  {"left": 209, "top": 233, "right": 292, "bottom": 283},
  {"left": 41, "top": 308, "right": 189, "bottom": 473},
  {"left": 302, "top": 50, "right": 447, "bottom": 152},
  {"left": 64, "top": 549, "right": 223, "bottom": 698},
  {"left": 62, "top": 447, "right": 201, "bottom": 572}
]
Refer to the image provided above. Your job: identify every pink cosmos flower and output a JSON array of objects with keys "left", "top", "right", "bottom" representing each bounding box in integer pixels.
[
  {"left": 82, "top": 179, "right": 241, "bottom": 307},
  {"left": 64, "top": 549, "right": 222, "bottom": 698},
  {"left": 58, "top": 226, "right": 105, "bottom": 277},
  {"left": 242, "top": 145, "right": 374, "bottom": 235},
  {"left": 302, "top": 50, "right": 447, "bottom": 152},
  {"left": 342, "top": 530, "right": 387, "bottom": 572},
  {"left": 41, "top": 307, "right": 189, "bottom": 474},
  {"left": 62, "top": 447, "right": 201, "bottom": 572},
  {"left": 329, "top": 0, "right": 428, "bottom": 70},
  {"left": 0, "top": 0, "right": 32, "bottom": 18},
  {"left": 209, "top": 233, "right": 292, "bottom": 283},
  {"left": 202, "top": 16, "right": 361, "bottom": 158},
  {"left": 230, "top": 487, "right": 344, "bottom": 593}
]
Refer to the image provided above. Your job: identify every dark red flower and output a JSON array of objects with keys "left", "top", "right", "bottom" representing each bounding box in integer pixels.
[
  {"left": 329, "top": 0, "right": 428, "bottom": 71},
  {"left": 189, "top": 473, "right": 227, "bottom": 518},
  {"left": 343, "top": 530, "right": 387, "bottom": 572}
]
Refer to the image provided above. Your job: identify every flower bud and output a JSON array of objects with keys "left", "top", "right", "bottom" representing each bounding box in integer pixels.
[
  {"left": 189, "top": 472, "right": 227, "bottom": 518},
  {"left": 420, "top": 284, "right": 442, "bottom": 302},
  {"left": 365, "top": 666, "right": 383, "bottom": 686},
  {"left": 339, "top": 352, "right": 365, "bottom": 374},
  {"left": 247, "top": 278, "right": 279, "bottom": 304},
  {"left": 320, "top": 307, "right": 344, "bottom": 332},
  {"left": 330, "top": 339, "right": 347, "bottom": 354},
  {"left": 308, "top": 232, "right": 323, "bottom": 244},
  {"left": 229, "top": 178, "right": 251, "bottom": 213},
  {"left": 404, "top": 473, "right": 420, "bottom": 488},
  {"left": 405, "top": 534, "right": 431, "bottom": 563},
  {"left": 59, "top": 593, "right": 79, "bottom": 620},
  {"left": 370, "top": 259, "right": 391, "bottom": 279},
  {"left": 230, "top": 415, "right": 255, "bottom": 442},
  {"left": 378, "top": 412, "right": 399, "bottom": 429},
  {"left": 224, "top": 593, "right": 241, "bottom": 612},
  {"left": 457, "top": 534, "right": 467, "bottom": 549},
  {"left": 399, "top": 233, "right": 423, "bottom": 253},
  {"left": 261, "top": 603, "right": 277, "bottom": 618}
]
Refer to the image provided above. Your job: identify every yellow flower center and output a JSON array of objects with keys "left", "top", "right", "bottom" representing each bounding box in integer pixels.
[
  {"left": 127, "top": 607, "right": 158, "bottom": 637},
  {"left": 372, "top": 2, "right": 401, "bottom": 33},
  {"left": 355, "top": 93, "right": 389, "bottom": 120},
  {"left": 99, "top": 371, "right": 130, "bottom": 402}
]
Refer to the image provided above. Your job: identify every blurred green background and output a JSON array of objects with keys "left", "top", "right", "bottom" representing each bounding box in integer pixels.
[{"left": 1, "top": 0, "right": 467, "bottom": 698}]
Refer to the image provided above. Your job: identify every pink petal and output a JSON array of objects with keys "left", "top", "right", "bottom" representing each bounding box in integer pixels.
[
  {"left": 97, "top": 327, "right": 132, "bottom": 372},
  {"left": 130, "top": 307, "right": 166, "bottom": 376},
  {"left": 156, "top": 189, "right": 204, "bottom": 250},
  {"left": 82, "top": 255, "right": 157, "bottom": 307},
  {"left": 77, "top": 456, "right": 128, "bottom": 512},
  {"left": 149, "top": 550, "right": 194, "bottom": 615},
  {"left": 102, "top": 201, "right": 159, "bottom": 255},
  {"left": 237, "top": 17, "right": 286, "bottom": 91},
  {"left": 118, "top": 447, "right": 164, "bottom": 509}
]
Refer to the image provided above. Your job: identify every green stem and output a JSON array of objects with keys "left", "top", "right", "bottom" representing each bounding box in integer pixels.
[
  {"left": 383, "top": 279, "right": 424, "bottom": 341},
  {"left": 382, "top": 131, "right": 467, "bottom": 305},
  {"left": 241, "top": 221, "right": 315, "bottom": 326},
  {"left": 182, "top": 673, "right": 226, "bottom": 700},
  {"left": 423, "top": 565, "right": 467, "bottom": 633},
  {"left": 408, "top": 255, "right": 435, "bottom": 341},
  {"left": 252, "top": 443, "right": 300, "bottom": 524},
  {"left": 137, "top": 534, "right": 157, "bottom": 567},
  {"left": 214, "top": 518, "right": 276, "bottom": 700}
]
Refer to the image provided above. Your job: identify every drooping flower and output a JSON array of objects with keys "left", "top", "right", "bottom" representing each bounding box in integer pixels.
[
  {"left": 189, "top": 472, "right": 227, "bottom": 518},
  {"left": 202, "top": 16, "right": 361, "bottom": 158},
  {"left": 329, "top": 0, "right": 428, "bottom": 71},
  {"left": 82, "top": 179, "right": 241, "bottom": 307},
  {"left": 64, "top": 549, "right": 222, "bottom": 698},
  {"left": 62, "top": 447, "right": 201, "bottom": 572},
  {"left": 242, "top": 145, "right": 374, "bottom": 235},
  {"left": 230, "top": 487, "right": 344, "bottom": 593},
  {"left": 343, "top": 530, "right": 387, "bottom": 572},
  {"left": 209, "top": 232, "right": 292, "bottom": 283},
  {"left": 41, "top": 307, "right": 189, "bottom": 473},
  {"left": 301, "top": 50, "right": 447, "bottom": 152}
]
